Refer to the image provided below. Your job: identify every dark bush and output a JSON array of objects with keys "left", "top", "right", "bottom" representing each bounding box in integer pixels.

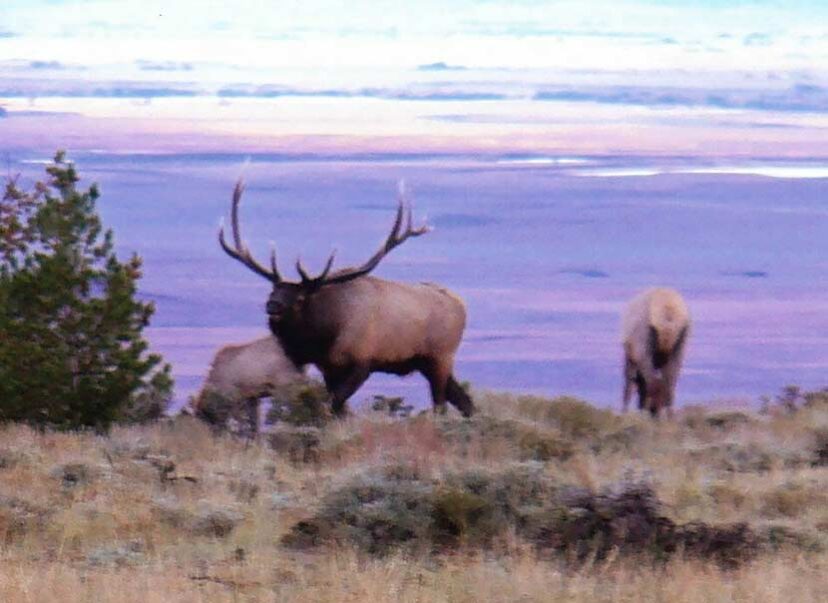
[
  {"left": 811, "top": 428, "right": 828, "bottom": 467},
  {"left": 432, "top": 487, "right": 494, "bottom": 544},
  {"left": 672, "top": 522, "right": 760, "bottom": 568},
  {"left": 704, "top": 412, "right": 753, "bottom": 430},
  {"left": 535, "top": 483, "right": 760, "bottom": 567}
]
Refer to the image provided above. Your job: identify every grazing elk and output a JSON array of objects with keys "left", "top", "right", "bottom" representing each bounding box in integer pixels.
[
  {"left": 621, "top": 287, "right": 690, "bottom": 418},
  {"left": 192, "top": 336, "right": 305, "bottom": 435},
  {"left": 218, "top": 181, "right": 474, "bottom": 418}
]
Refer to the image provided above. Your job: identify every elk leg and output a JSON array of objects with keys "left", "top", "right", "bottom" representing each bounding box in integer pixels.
[
  {"left": 635, "top": 371, "right": 648, "bottom": 412},
  {"left": 622, "top": 355, "right": 636, "bottom": 413},
  {"left": 243, "top": 396, "right": 259, "bottom": 437},
  {"left": 325, "top": 365, "right": 370, "bottom": 416},
  {"left": 446, "top": 376, "right": 474, "bottom": 417},
  {"left": 422, "top": 360, "right": 451, "bottom": 415},
  {"left": 660, "top": 342, "right": 686, "bottom": 420},
  {"left": 622, "top": 379, "right": 633, "bottom": 413},
  {"left": 427, "top": 376, "right": 448, "bottom": 415}
]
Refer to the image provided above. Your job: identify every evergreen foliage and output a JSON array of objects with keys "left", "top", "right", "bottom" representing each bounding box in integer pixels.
[{"left": 0, "top": 151, "right": 172, "bottom": 429}]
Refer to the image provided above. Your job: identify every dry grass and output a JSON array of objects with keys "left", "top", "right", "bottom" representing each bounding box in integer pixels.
[
  {"left": 0, "top": 392, "right": 826, "bottom": 601},
  {"left": 1, "top": 551, "right": 826, "bottom": 602}
]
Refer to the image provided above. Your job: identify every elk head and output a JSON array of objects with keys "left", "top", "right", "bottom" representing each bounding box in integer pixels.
[
  {"left": 218, "top": 180, "right": 430, "bottom": 324},
  {"left": 645, "top": 376, "right": 668, "bottom": 416}
]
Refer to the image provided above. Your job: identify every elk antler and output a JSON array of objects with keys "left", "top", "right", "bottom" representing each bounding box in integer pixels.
[
  {"left": 218, "top": 180, "right": 282, "bottom": 283},
  {"left": 306, "top": 186, "right": 430, "bottom": 286},
  {"left": 219, "top": 180, "right": 429, "bottom": 288}
]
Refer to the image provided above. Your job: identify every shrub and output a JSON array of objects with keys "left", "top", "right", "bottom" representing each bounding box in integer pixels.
[
  {"left": 282, "top": 470, "right": 435, "bottom": 555},
  {"left": 517, "top": 429, "right": 575, "bottom": 461},
  {"left": 0, "top": 448, "right": 26, "bottom": 470},
  {"left": 190, "top": 503, "right": 245, "bottom": 538},
  {"left": 804, "top": 389, "right": 828, "bottom": 408},
  {"left": 152, "top": 497, "right": 190, "bottom": 530},
  {"left": 762, "top": 525, "right": 823, "bottom": 553},
  {"left": 515, "top": 395, "right": 616, "bottom": 439},
  {"left": 190, "top": 390, "right": 235, "bottom": 431},
  {"left": 194, "top": 379, "right": 329, "bottom": 435},
  {"left": 50, "top": 462, "right": 96, "bottom": 489},
  {"left": 151, "top": 497, "right": 244, "bottom": 538},
  {"left": 432, "top": 487, "right": 494, "bottom": 544},
  {"left": 761, "top": 385, "right": 804, "bottom": 414},
  {"left": 707, "top": 482, "right": 748, "bottom": 510},
  {"left": 228, "top": 477, "right": 260, "bottom": 504},
  {"left": 283, "top": 462, "right": 764, "bottom": 566},
  {"left": 704, "top": 411, "right": 753, "bottom": 430},
  {"left": 0, "top": 495, "right": 51, "bottom": 542},
  {"left": 687, "top": 443, "right": 776, "bottom": 473},
  {"left": 811, "top": 428, "right": 828, "bottom": 467},
  {"left": 761, "top": 385, "right": 828, "bottom": 415},
  {"left": 590, "top": 424, "right": 645, "bottom": 454},
  {"left": 268, "top": 426, "right": 323, "bottom": 464},
  {"left": 371, "top": 395, "right": 414, "bottom": 418},
  {"left": 761, "top": 482, "right": 823, "bottom": 518},
  {"left": 438, "top": 415, "right": 574, "bottom": 462},
  {"left": 267, "top": 381, "right": 331, "bottom": 427},
  {"left": 86, "top": 541, "right": 145, "bottom": 567},
  {"left": 532, "top": 482, "right": 761, "bottom": 567}
]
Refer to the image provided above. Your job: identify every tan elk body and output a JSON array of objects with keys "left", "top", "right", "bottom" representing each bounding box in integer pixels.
[
  {"left": 218, "top": 181, "right": 474, "bottom": 417},
  {"left": 621, "top": 287, "right": 690, "bottom": 418},
  {"left": 192, "top": 336, "right": 304, "bottom": 432}
]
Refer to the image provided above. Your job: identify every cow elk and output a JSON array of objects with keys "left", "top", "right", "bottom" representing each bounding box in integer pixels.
[
  {"left": 218, "top": 181, "right": 474, "bottom": 418},
  {"left": 621, "top": 287, "right": 690, "bottom": 418},
  {"left": 192, "top": 336, "right": 305, "bottom": 434}
]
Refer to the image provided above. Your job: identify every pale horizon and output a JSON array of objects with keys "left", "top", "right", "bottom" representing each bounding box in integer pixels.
[{"left": 3, "top": 1, "right": 828, "bottom": 157}]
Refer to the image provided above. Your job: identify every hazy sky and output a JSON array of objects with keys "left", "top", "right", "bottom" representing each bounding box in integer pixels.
[
  {"left": 2, "top": 1, "right": 828, "bottom": 156},
  {"left": 3, "top": 0, "right": 828, "bottom": 71}
]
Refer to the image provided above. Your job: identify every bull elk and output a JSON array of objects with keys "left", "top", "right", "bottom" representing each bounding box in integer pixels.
[
  {"left": 621, "top": 287, "right": 690, "bottom": 418},
  {"left": 218, "top": 181, "right": 474, "bottom": 417}
]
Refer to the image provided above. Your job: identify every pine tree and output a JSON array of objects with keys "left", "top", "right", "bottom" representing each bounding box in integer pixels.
[{"left": 0, "top": 151, "right": 172, "bottom": 429}]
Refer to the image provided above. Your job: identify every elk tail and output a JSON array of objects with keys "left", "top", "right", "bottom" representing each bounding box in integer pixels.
[{"left": 446, "top": 376, "right": 475, "bottom": 418}]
